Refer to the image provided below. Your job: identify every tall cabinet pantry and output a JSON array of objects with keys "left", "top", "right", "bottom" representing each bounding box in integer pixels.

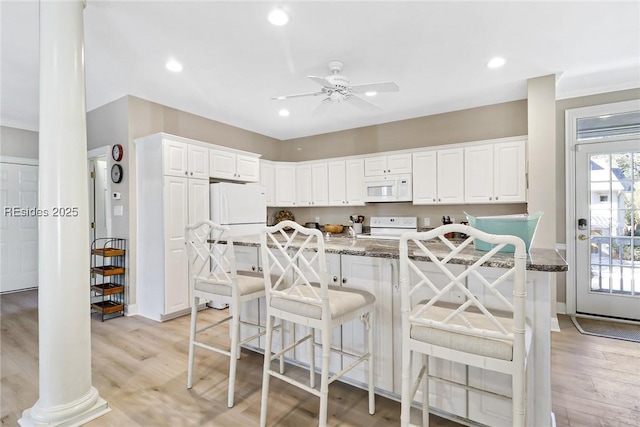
[{"left": 135, "top": 133, "right": 210, "bottom": 321}]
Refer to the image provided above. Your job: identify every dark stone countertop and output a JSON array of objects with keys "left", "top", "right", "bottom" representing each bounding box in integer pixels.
[{"left": 227, "top": 233, "right": 568, "bottom": 273}]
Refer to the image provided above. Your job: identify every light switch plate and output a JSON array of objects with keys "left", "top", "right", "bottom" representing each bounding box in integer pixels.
[
  {"left": 423, "top": 217, "right": 430, "bottom": 227},
  {"left": 113, "top": 205, "right": 123, "bottom": 216}
]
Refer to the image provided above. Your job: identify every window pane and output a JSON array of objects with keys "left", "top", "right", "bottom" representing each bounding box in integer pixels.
[{"left": 577, "top": 110, "right": 640, "bottom": 140}]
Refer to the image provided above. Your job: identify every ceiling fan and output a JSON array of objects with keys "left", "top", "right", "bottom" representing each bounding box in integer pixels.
[{"left": 272, "top": 60, "right": 399, "bottom": 112}]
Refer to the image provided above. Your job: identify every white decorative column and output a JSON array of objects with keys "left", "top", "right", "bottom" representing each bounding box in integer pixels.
[{"left": 19, "top": 1, "right": 110, "bottom": 425}]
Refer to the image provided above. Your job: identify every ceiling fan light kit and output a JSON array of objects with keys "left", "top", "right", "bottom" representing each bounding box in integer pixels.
[{"left": 272, "top": 60, "right": 399, "bottom": 112}]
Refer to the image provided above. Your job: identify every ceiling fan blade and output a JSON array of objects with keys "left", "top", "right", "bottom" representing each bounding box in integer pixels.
[
  {"left": 351, "top": 81, "right": 399, "bottom": 94},
  {"left": 313, "top": 98, "right": 332, "bottom": 115},
  {"left": 345, "top": 94, "right": 381, "bottom": 112},
  {"left": 308, "top": 75, "right": 336, "bottom": 89},
  {"left": 271, "top": 91, "right": 324, "bottom": 100}
]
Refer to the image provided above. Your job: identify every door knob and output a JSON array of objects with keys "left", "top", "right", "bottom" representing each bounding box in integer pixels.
[{"left": 578, "top": 234, "right": 588, "bottom": 241}]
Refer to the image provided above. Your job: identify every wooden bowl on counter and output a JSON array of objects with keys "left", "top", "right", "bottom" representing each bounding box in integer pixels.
[{"left": 324, "top": 224, "right": 344, "bottom": 234}]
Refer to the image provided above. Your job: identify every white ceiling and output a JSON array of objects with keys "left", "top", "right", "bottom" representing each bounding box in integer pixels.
[{"left": 2, "top": 1, "right": 639, "bottom": 140}]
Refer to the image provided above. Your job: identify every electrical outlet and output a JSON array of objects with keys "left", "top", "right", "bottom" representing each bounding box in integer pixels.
[
  {"left": 315, "top": 216, "right": 320, "bottom": 223},
  {"left": 423, "top": 217, "right": 431, "bottom": 227},
  {"left": 450, "top": 217, "right": 456, "bottom": 224}
]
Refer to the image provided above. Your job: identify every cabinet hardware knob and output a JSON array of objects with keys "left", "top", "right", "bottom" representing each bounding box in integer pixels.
[
  {"left": 190, "top": 172, "right": 193, "bottom": 176},
  {"left": 252, "top": 266, "right": 256, "bottom": 271},
  {"left": 342, "top": 278, "right": 347, "bottom": 284},
  {"left": 185, "top": 171, "right": 188, "bottom": 175},
  {"left": 489, "top": 197, "right": 492, "bottom": 200},
  {"left": 495, "top": 196, "right": 499, "bottom": 200},
  {"left": 333, "top": 276, "right": 338, "bottom": 282},
  {"left": 258, "top": 267, "right": 263, "bottom": 272}
]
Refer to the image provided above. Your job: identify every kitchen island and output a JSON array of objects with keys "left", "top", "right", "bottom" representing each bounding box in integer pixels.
[{"left": 225, "top": 233, "right": 567, "bottom": 427}]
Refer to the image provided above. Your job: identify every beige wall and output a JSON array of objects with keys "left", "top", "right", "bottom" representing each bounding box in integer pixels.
[
  {"left": 128, "top": 95, "right": 281, "bottom": 158},
  {"left": 0, "top": 126, "right": 39, "bottom": 159},
  {"left": 282, "top": 100, "right": 527, "bottom": 161}
]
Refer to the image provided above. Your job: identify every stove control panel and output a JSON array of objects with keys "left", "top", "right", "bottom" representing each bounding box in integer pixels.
[{"left": 370, "top": 216, "right": 418, "bottom": 229}]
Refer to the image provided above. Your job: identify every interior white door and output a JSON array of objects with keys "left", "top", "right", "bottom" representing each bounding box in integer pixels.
[
  {"left": 0, "top": 162, "right": 39, "bottom": 292},
  {"left": 575, "top": 139, "right": 640, "bottom": 320},
  {"left": 93, "top": 159, "right": 109, "bottom": 239}
]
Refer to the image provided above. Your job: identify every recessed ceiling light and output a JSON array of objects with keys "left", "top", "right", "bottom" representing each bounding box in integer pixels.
[
  {"left": 268, "top": 8, "right": 289, "bottom": 26},
  {"left": 166, "top": 59, "right": 183, "bottom": 72},
  {"left": 365, "top": 91, "right": 377, "bottom": 97},
  {"left": 278, "top": 109, "right": 290, "bottom": 117},
  {"left": 487, "top": 57, "right": 506, "bottom": 69}
]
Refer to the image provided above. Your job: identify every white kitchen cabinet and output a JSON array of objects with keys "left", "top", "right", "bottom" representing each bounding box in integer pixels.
[
  {"left": 296, "top": 163, "right": 329, "bottom": 206},
  {"left": 327, "top": 159, "right": 365, "bottom": 206},
  {"left": 464, "top": 140, "right": 526, "bottom": 203},
  {"left": 260, "top": 161, "right": 276, "bottom": 207},
  {"left": 412, "top": 150, "right": 438, "bottom": 204},
  {"left": 364, "top": 153, "right": 412, "bottom": 176},
  {"left": 163, "top": 138, "right": 209, "bottom": 179},
  {"left": 210, "top": 148, "right": 260, "bottom": 182},
  {"left": 494, "top": 140, "right": 527, "bottom": 202},
  {"left": 340, "top": 255, "right": 395, "bottom": 392},
  {"left": 437, "top": 148, "right": 464, "bottom": 204},
  {"left": 136, "top": 134, "right": 210, "bottom": 321},
  {"left": 274, "top": 163, "right": 297, "bottom": 206},
  {"left": 412, "top": 148, "right": 464, "bottom": 205}
]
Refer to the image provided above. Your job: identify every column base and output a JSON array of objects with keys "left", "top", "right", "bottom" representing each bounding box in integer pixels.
[{"left": 18, "top": 387, "right": 110, "bottom": 427}]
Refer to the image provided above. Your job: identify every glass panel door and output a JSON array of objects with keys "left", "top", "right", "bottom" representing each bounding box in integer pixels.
[{"left": 576, "top": 140, "right": 640, "bottom": 320}]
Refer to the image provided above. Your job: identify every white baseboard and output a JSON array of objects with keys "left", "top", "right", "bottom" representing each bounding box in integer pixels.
[{"left": 125, "top": 303, "right": 138, "bottom": 316}]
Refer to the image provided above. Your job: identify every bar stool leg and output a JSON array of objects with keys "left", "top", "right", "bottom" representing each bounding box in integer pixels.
[
  {"left": 186, "top": 296, "right": 199, "bottom": 389},
  {"left": 228, "top": 304, "right": 240, "bottom": 408},
  {"left": 260, "top": 315, "right": 275, "bottom": 427},
  {"left": 318, "top": 325, "right": 331, "bottom": 427},
  {"left": 422, "top": 354, "right": 429, "bottom": 427}
]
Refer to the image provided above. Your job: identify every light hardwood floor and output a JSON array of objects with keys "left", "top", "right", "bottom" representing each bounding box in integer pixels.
[{"left": 1, "top": 290, "right": 639, "bottom": 426}]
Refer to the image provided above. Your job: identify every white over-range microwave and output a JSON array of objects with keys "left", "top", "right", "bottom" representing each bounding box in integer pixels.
[{"left": 364, "top": 173, "right": 413, "bottom": 202}]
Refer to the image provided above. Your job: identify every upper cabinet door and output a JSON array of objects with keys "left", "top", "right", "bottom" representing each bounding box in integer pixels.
[
  {"left": 275, "top": 164, "right": 296, "bottom": 207},
  {"left": 311, "top": 163, "right": 329, "bottom": 206},
  {"left": 437, "top": 148, "right": 465, "bottom": 204},
  {"left": 236, "top": 154, "right": 260, "bottom": 182},
  {"left": 364, "top": 156, "right": 388, "bottom": 176},
  {"left": 412, "top": 151, "right": 438, "bottom": 205},
  {"left": 209, "top": 149, "right": 236, "bottom": 180},
  {"left": 163, "top": 139, "right": 188, "bottom": 177},
  {"left": 344, "top": 158, "right": 365, "bottom": 206},
  {"left": 296, "top": 165, "right": 313, "bottom": 206},
  {"left": 188, "top": 145, "right": 209, "bottom": 180},
  {"left": 364, "top": 153, "right": 411, "bottom": 176},
  {"left": 327, "top": 161, "right": 347, "bottom": 205},
  {"left": 464, "top": 145, "right": 494, "bottom": 203},
  {"left": 260, "top": 161, "right": 276, "bottom": 207},
  {"left": 386, "top": 153, "right": 412, "bottom": 174},
  {"left": 493, "top": 140, "right": 526, "bottom": 203}
]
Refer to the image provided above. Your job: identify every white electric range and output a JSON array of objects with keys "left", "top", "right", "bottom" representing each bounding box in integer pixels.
[{"left": 356, "top": 216, "right": 418, "bottom": 240}]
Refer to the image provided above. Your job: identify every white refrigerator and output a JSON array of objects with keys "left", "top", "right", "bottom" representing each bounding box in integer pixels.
[{"left": 210, "top": 182, "right": 267, "bottom": 236}]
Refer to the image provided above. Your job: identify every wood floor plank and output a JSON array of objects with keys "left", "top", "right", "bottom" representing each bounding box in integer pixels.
[{"left": 3, "top": 290, "right": 640, "bottom": 426}]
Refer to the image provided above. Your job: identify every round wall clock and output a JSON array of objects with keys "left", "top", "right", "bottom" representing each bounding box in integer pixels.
[
  {"left": 111, "top": 144, "right": 124, "bottom": 162},
  {"left": 111, "top": 164, "right": 123, "bottom": 183}
]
